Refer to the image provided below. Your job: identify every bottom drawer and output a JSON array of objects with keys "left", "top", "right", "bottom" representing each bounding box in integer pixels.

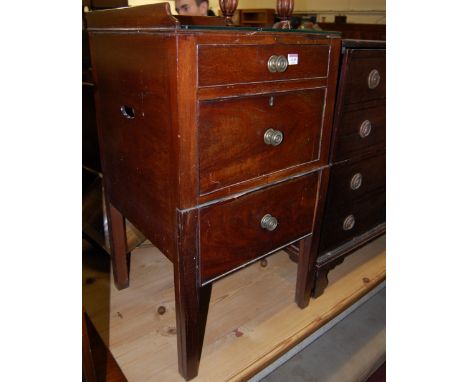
[
  {"left": 200, "top": 172, "right": 321, "bottom": 283},
  {"left": 319, "top": 190, "right": 385, "bottom": 253}
]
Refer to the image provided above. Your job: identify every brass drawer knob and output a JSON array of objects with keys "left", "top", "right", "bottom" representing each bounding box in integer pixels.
[
  {"left": 261, "top": 214, "right": 278, "bottom": 231},
  {"left": 368, "top": 69, "right": 381, "bottom": 89},
  {"left": 350, "top": 173, "right": 363, "bottom": 190},
  {"left": 343, "top": 215, "right": 355, "bottom": 231},
  {"left": 267, "top": 55, "right": 288, "bottom": 73},
  {"left": 264, "top": 128, "right": 284, "bottom": 146},
  {"left": 359, "top": 120, "right": 372, "bottom": 138}
]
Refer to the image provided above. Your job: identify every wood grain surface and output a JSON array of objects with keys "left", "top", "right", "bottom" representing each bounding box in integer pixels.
[
  {"left": 84, "top": 235, "right": 385, "bottom": 381},
  {"left": 341, "top": 49, "right": 386, "bottom": 105},
  {"left": 198, "top": 90, "right": 325, "bottom": 194},
  {"left": 198, "top": 44, "right": 330, "bottom": 87},
  {"left": 199, "top": 173, "right": 319, "bottom": 282}
]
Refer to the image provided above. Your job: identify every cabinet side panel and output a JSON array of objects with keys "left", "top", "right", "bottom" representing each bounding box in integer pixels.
[{"left": 89, "top": 32, "right": 178, "bottom": 259}]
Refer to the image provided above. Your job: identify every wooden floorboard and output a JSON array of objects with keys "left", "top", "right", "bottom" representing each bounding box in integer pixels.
[{"left": 83, "top": 235, "right": 385, "bottom": 381}]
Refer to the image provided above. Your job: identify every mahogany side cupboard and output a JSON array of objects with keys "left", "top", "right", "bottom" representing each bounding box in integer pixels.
[
  {"left": 286, "top": 39, "right": 386, "bottom": 296},
  {"left": 87, "top": 4, "right": 345, "bottom": 380}
]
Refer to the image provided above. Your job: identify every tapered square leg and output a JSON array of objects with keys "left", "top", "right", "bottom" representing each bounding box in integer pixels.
[
  {"left": 174, "top": 269, "right": 212, "bottom": 380},
  {"left": 295, "top": 236, "right": 317, "bottom": 308},
  {"left": 106, "top": 202, "right": 129, "bottom": 290},
  {"left": 295, "top": 168, "right": 330, "bottom": 308},
  {"left": 174, "top": 209, "right": 212, "bottom": 380}
]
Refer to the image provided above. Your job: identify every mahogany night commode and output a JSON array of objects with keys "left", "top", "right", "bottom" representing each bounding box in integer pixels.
[{"left": 86, "top": 3, "right": 340, "bottom": 379}]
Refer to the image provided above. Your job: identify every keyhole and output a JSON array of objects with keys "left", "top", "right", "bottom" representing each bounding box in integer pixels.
[{"left": 120, "top": 105, "right": 135, "bottom": 119}]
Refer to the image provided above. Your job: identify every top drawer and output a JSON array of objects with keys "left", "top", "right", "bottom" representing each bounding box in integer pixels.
[
  {"left": 198, "top": 44, "right": 330, "bottom": 87},
  {"left": 341, "top": 49, "right": 385, "bottom": 105}
]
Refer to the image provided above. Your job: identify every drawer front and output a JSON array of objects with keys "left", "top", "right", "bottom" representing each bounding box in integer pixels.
[
  {"left": 199, "top": 89, "right": 326, "bottom": 194},
  {"left": 342, "top": 49, "right": 386, "bottom": 105},
  {"left": 333, "top": 103, "right": 385, "bottom": 161},
  {"left": 200, "top": 172, "right": 320, "bottom": 283},
  {"left": 326, "top": 153, "right": 386, "bottom": 207},
  {"left": 198, "top": 44, "right": 330, "bottom": 87},
  {"left": 319, "top": 190, "right": 385, "bottom": 253}
]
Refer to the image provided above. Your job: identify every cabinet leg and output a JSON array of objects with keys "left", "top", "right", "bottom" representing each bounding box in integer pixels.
[
  {"left": 312, "top": 268, "right": 329, "bottom": 298},
  {"left": 174, "top": 209, "right": 211, "bottom": 380},
  {"left": 295, "top": 168, "right": 330, "bottom": 308},
  {"left": 107, "top": 203, "right": 129, "bottom": 290},
  {"left": 295, "top": 236, "right": 317, "bottom": 308},
  {"left": 174, "top": 271, "right": 212, "bottom": 380},
  {"left": 312, "top": 257, "right": 345, "bottom": 298}
]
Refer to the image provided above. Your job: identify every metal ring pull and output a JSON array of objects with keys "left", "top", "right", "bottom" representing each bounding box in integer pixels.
[
  {"left": 264, "top": 128, "right": 284, "bottom": 146},
  {"left": 343, "top": 215, "right": 355, "bottom": 231},
  {"left": 267, "top": 55, "right": 289, "bottom": 73},
  {"left": 267, "top": 55, "right": 279, "bottom": 72},
  {"left": 275, "top": 55, "right": 288, "bottom": 72},
  {"left": 359, "top": 120, "right": 372, "bottom": 138},
  {"left": 350, "top": 173, "right": 363, "bottom": 190},
  {"left": 261, "top": 214, "right": 278, "bottom": 231},
  {"left": 368, "top": 69, "right": 381, "bottom": 89}
]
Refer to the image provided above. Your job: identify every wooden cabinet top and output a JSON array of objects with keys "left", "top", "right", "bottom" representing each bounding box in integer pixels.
[{"left": 86, "top": 2, "right": 339, "bottom": 39}]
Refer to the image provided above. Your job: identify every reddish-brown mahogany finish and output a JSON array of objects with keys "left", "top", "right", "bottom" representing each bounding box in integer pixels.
[
  {"left": 218, "top": 0, "right": 239, "bottom": 25},
  {"left": 276, "top": 0, "right": 294, "bottom": 29},
  {"left": 200, "top": 173, "right": 320, "bottom": 283},
  {"left": 90, "top": 32, "right": 178, "bottom": 259},
  {"left": 86, "top": 4, "right": 340, "bottom": 380},
  {"left": 199, "top": 89, "right": 325, "bottom": 194},
  {"left": 295, "top": 167, "right": 330, "bottom": 308},
  {"left": 198, "top": 44, "right": 330, "bottom": 86},
  {"left": 106, "top": 203, "right": 129, "bottom": 289}
]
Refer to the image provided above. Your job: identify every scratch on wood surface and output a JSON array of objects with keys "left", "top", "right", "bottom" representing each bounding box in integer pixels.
[{"left": 209, "top": 173, "right": 221, "bottom": 186}]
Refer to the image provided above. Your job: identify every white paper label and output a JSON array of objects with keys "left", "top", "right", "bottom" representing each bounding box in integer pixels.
[{"left": 288, "top": 54, "right": 299, "bottom": 65}]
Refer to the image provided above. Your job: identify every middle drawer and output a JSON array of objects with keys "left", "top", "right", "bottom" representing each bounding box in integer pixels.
[
  {"left": 199, "top": 172, "right": 320, "bottom": 283},
  {"left": 199, "top": 89, "right": 326, "bottom": 194},
  {"left": 332, "top": 103, "right": 386, "bottom": 162},
  {"left": 326, "top": 152, "right": 386, "bottom": 207}
]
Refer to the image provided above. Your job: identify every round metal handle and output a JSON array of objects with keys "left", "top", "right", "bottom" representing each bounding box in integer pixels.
[
  {"left": 343, "top": 215, "right": 355, "bottom": 231},
  {"left": 350, "top": 173, "right": 363, "bottom": 190},
  {"left": 359, "top": 120, "right": 372, "bottom": 138},
  {"left": 276, "top": 55, "right": 288, "bottom": 72},
  {"left": 368, "top": 69, "right": 381, "bottom": 89},
  {"left": 264, "top": 128, "right": 284, "bottom": 146},
  {"left": 261, "top": 214, "right": 278, "bottom": 231},
  {"left": 267, "top": 55, "right": 288, "bottom": 73}
]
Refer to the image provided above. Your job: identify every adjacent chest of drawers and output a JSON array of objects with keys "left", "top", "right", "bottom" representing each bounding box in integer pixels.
[
  {"left": 313, "top": 40, "right": 386, "bottom": 297},
  {"left": 86, "top": 4, "right": 340, "bottom": 380}
]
